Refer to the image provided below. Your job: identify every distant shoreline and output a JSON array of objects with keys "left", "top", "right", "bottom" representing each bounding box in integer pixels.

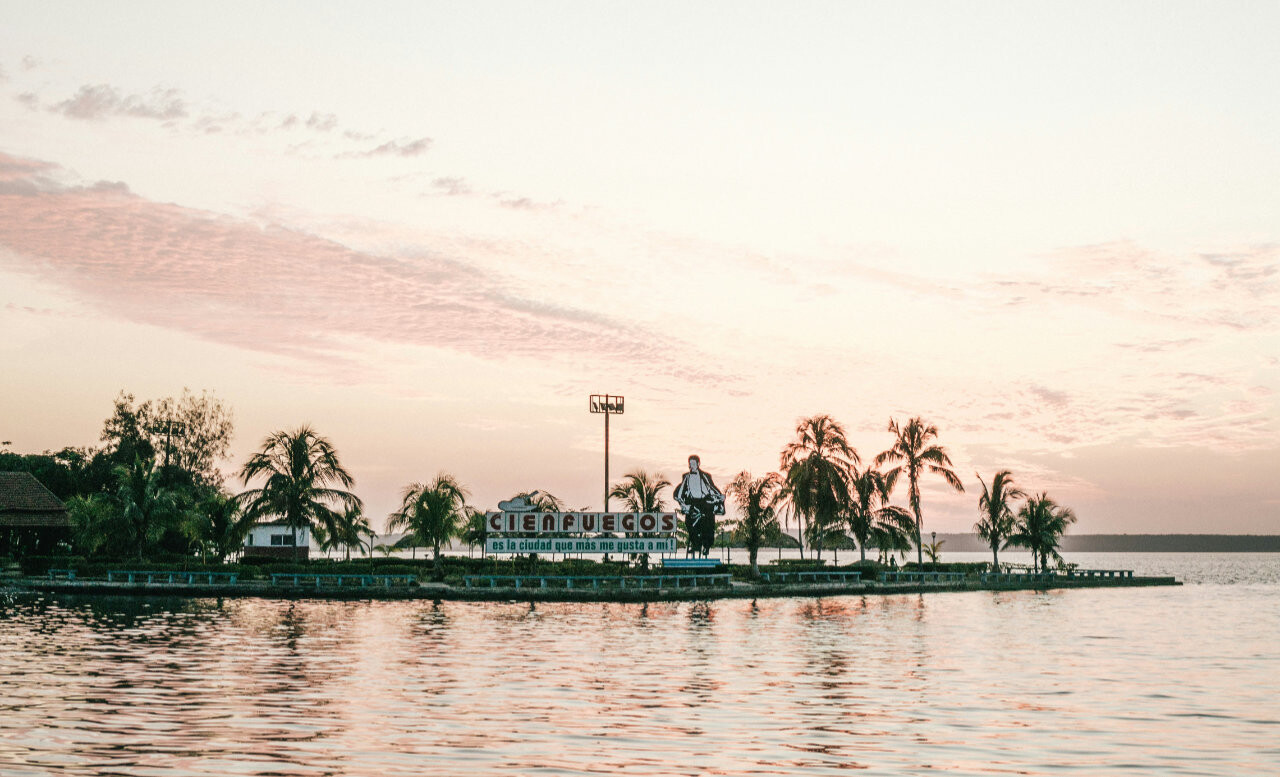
[{"left": 931, "top": 534, "right": 1280, "bottom": 553}]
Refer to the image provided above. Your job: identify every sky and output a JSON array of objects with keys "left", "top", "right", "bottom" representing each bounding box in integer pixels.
[{"left": 2, "top": 1, "right": 1278, "bottom": 534}]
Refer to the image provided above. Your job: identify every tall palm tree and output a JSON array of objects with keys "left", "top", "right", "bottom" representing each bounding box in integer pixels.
[
  {"left": 609, "top": 470, "right": 672, "bottom": 512},
  {"left": 875, "top": 416, "right": 965, "bottom": 567},
  {"left": 975, "top": 470, "right": 1025, "bottom": 571},
  {"left": 1007, "top": 492, "right": 1077, "bottom": 572},
  {"left": 726, "top": 471, "right": 782, "bottom": 577},
  {"left": 389, "top": 474, "right": 470, "bottom": 578},
  {"left": 846, "top": 468, "right": 914, "bottom": 563},
  {"left": 237, "top": 426, "right": 362, "bottom": 562},
  {"left": 780, "top": 414, "right": 859, "bottom": 560}
]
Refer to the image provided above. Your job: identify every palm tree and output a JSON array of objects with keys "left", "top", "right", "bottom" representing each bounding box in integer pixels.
[
  {"left": 1007, "top": 492, "right": 1077, "bottom": 572},
  {"left": 515, "top": 490, "right": 565, "bottom": 512},
  {"left": 461, "top": 506, "right": 488, "bottom": 557},
  {"left": 388, "top": 473, "right": 470, "bottom": 579},
  {"left": 725, "top": 471, "right": 782, "bottom": 577},
  {"left": 875, "top": 416, "right": 965, "bottom": 567},
  {"left": 325, "top": 504, "right": 372, "bottom": 561},
  {"left": 975, "top": 470, "right": 1025, "bottom": 571},
  {"left": 923, "top": 537, "right": 945, "bottom": 563},
  {"left": 116, "top": 456, "right": 181, "bottom": 560},
  {"left": 870, "top": 522, "right": 913, "bottom": 564},
  {"left": 67, "top": 492, "right": 128, "bottom": 557},
  {"left": 610, "top": 470, "right": 671, "bottom": 568},
  {"left": 609, "top": 470, "right": 671, "bottom": 512},
  {"left": 237, "top": 426, "right": 362, "bottom": 562},
  {"left": 780, "top": 414, "right": 859, "bottom": 561},
  {"left": 201, "top": 489, "right": 257, "bottom": 562},
  {"left": 846, "top": 468, "right": 914, "bottom": 563}
]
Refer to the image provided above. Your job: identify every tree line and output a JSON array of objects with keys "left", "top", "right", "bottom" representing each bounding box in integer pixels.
[{"left": 3, "top": 394, "right": 1077, "bottom": 575}]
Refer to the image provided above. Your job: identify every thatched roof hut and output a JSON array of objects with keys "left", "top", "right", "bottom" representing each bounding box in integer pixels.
[
  {"left": 0, "top": 471, "right": 71, "bottom": 528},
  {"left": 0, "top": 472, "right": 71, "bottom": 558}
]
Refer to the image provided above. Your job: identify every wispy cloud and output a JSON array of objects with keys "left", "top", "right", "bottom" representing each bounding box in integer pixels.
[
  {"left": 980, "top": 240, "right": 1280, "bottom": 333},
  {"left": 338, "top": 137, "right": 432, "bottom": 159},
  {"left": 16, "top": 73, "right": 430, "bottom": 162},
  {"left": 0, "top": 151, "right": 725, "bottom": 386},
  {"left": 431, "top": 177, "right": 471, "bottom": 196},
  {"left": 50, "top": 84, "right": 187, "bottom": 122}
]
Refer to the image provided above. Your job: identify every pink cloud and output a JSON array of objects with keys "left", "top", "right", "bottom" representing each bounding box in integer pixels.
[{"left": 0, "top": 152, "right": 725, "bottom": 384}]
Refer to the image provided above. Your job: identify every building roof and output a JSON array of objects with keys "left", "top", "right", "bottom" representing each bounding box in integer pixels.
[
  {"left": 251, "top": 520, "right": 305, "bottom": 529},
  {"left": 0, "top": 471, "right": 72, "bottom": 528}
]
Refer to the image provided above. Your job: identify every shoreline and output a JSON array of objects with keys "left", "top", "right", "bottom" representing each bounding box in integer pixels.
[{"left": 9, "top": 575, "right": 1181, "bottom": 603}]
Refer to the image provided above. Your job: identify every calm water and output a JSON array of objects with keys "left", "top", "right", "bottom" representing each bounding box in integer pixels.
[{"left": 2, "top": 553, "right": 1278, "bottom": 776}]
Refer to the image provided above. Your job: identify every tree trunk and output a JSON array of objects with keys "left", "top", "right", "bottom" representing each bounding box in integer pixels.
[
  {"left": 749, "top": 547, "right": 759, "bottom": 578},
  {"left": 991, "top": 543, "right": 999, "bottom": 572}
]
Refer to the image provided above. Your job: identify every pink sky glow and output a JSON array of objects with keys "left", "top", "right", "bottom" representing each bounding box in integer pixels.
[{"left": 2, "top": 3, "right": 1277, "bottom": 534}]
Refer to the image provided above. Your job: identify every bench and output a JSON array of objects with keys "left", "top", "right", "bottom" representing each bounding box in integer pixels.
[
  {"left": 660, "top": 558, "right": 721, "bottom": 569},
  {"left": 269, "top": 573, "right": 417, "bottom": 587},
  {"left": 462, "top": 574, "right": 732, "bottom": 590},
  {"left": 877, "top": 571, "right": 966, "bottom": 584},
  {"left": 47, "top": 568, "right": 77, "bottom": 581},
  {"left": 107, "top": 570, "right": 240, "bottom": 584},
  {"left": 759, "top": 570, "right": 863, "bottom": 584}
]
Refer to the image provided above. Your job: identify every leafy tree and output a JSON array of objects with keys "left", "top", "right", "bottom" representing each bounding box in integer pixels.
[
  {"left": 875, "top": 416, "right": 965, "bottom": 567},
  {"left": 609, "top": 470, "right": 671, "bottom": 512},
  {"left": 388, "top": 474, "right": 470, "bottom": 578},
  {"left": 97, "top": 389, "right": 234, "bottom": 489},
  {"left": 975, "top": 470, "right": 1025, "bottom": 571},
  {"left": 846, "top": 468, "right": 914, "bottom": 563},
  {"left": 237, "top": 426, "right": 362, "bottom": 562},
  {"left": 1007, "top": 492, "right": 1077, "bottom": 572},
  {"left": 149, "top": 389, "right": 235, "bottom": 487},
  {"left": 0, "top": 446, "right": 110, "bottom": 500},
  {"left": 100, "top": 392, "right": 157, "bottom": 469},
  {"left": 780, "top": 414, "right": 858, "bottom": 560},
  {"left": 725, "top": 471, "right": 782, "bottom": 577}
]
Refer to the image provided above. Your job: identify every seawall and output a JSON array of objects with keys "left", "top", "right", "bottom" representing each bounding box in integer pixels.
[{"left": 14, "top": 575, "right": 1180, "bottom": 603}]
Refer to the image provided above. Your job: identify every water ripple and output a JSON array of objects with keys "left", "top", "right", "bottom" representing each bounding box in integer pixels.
[{"left": 2, "top": 558, "right": 1278, "bottom": 775}]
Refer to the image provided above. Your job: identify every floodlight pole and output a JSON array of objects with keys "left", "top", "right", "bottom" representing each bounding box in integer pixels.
[
  {"left": 604, "top": 410, "right": 610, "bottom": 511},
  {"left": 589, "top": 394, "right": 624, "bottom": 512}
]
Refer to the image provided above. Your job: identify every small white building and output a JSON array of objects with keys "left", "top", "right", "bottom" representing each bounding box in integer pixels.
[{"left": 243, "top": 520, "right": 311, "bottom": 560}]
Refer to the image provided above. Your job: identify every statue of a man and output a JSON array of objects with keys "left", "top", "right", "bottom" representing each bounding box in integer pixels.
[{"left": 673, "top": 454, "right": 724, "bottom": 557}]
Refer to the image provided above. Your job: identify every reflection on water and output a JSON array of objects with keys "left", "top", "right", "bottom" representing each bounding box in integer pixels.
[{"left": 2, "top": 555, "right": 1279, "bottom": 776}]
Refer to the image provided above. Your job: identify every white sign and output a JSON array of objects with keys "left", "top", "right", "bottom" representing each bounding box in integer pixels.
[
  {"left": 486, "top": 512, "right": 677, "bottom": 535},
  {"left": 486, "top": 537, "right": 677, "bottom": 554}
]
